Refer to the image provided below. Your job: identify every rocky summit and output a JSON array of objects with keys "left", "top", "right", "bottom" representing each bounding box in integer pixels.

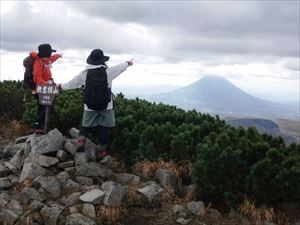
[{"left": 1, "top": 128, "right": 297, "bottom": 225}]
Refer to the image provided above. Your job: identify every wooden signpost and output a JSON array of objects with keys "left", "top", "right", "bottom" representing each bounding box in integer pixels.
[{"left": 36, "top": 83, "right": 59, "bottom": 134}]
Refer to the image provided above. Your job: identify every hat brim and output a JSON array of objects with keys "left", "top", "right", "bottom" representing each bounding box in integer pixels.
[
  {"left": 52, "top": 49, "right": 57, "bottom": 52},
  {"left": 86, "top": 55, "right": 110, "bottom": 65}
]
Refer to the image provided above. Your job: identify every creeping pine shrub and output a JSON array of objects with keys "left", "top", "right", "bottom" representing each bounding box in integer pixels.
[
  {"left": 0, "top": 80, "right": 31, "bottom": 121},
  {"left": 192, "top": 126, "right": 300, "bottom": 205}
]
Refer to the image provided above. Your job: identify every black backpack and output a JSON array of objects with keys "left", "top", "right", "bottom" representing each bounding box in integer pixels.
[
  {"left": 23, "top": 56, "right": 36, "bottom": 90},
  {"left": 84, "top": 67, "right": 111, "bottom": 110}
]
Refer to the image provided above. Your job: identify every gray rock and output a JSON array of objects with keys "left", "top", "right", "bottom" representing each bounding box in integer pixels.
[
  {"left": 209, "top": 208, "right": 222, "bottom": 221},
  {"left": 100, "top": 155, "right": 112, "bottom": 165},
  {"left": 56, "top": 149, "right": 69, "bottom": 161},
  {"left": 64, "top": 141, "right": 77, "bottom": 155},
  {"left": 113, "top": 173, "right": 140, "bottom": 186},
  {"left": 82, "top": 203, "right": 96, "bottom": 218},
  {"left": 57, "top": 160, "right": 74, "bottom": 169},
  {"left": 173, "top": 204, "right": 187, "bottom": 217},
  {"left": 84, "top": 140, "right": 97, "bottom": 161},
  {"left": 176, "top": 217, "right": 193, "bottom": 225},
  {"left": 0, "top": 192, "right": 10, "bottom": 207},
  {"left": 75, "top": 176, "right": 93, "bottom": 185},
  {"left": 155, "top": 168, "right": 177, "bottom": 190},
  {"left": 0, "top": 164, "right": 11, "bottom": 177},
  {"left": 7, "top": 175, "right": 19, "bottom": 184},
  {"left": 31, "top": 128, "right": 64, "bottom": 155},
  {"left": 137, "top": 181, "right": 163, "bottom": 201},
  {"left": 0, "top": 208, "right": 18, "bottom": 225},
  {"left": 76, "top": 162, "right": 112, "bottom": 178},
  {"left": 101, "top": 181, "right": 125, "bottom": 207},
  {"left": 6, "top": 199, "right": 23, "bottom": 216},
  {"left": 20, "top": 187, "right": 45, "bottom": 203},
  {"left": 65, "top": 167, "right": 75, "bottom": 173},
  {"left": 70, "top": 127, "right": 80, "bottom": 139},
  {"left": 56, "top": 171, "right": 70, "bottom": 185},
  {"left": 63, "top": 179, "right": 80, "bottom": 192},
  {"left": 19, "top": 162, "right": 46, "bottom": 183},
  {"left": 15, "top": 134, "right": 32, "bottom": 144},
  {"left": 10, "top": 143, "right": 24, "bottom": 155},
  {"left": 61, "top": 192, "right": 81, "bottom": 206},
  {"left": 187, "top": 201, "right": 205, "bottom": 217},
  {"left": 24, "top": 137, "right": 32, "bottom": 155},
  {"left": 292, "top": 221, "right": 300, "bottom": 225},
  {"left": 27, "top": 152, "right": 59, "bottom": 167},
  {"left": 79, "top": 189, "right": 105, "bottom": 204},
  {"left": 66, "top": 213, "right": 96, "bottom": 225},
  {"left": 75, "top": 152, "right": 88, "bottom": 166},
  {"left": 0, "top": 177, "right": 12, "bottom": 189},
  {"left": 10, "top": 149, "right": 25, "bottom": 170},
  {"left": 4, "top": 162, "right": 17, "bottom": 173},
  {"left": 40, "top": 204, "right": 64, "bottom": 225},
  {"left": 29, "top": 200, "right": 45, "bottom": 211},
  {"left": 69, "top": 206, "right": 78, "bottom": 214},
  {"left": 33, "top": 176, "right": 61, "bottom": 198}
]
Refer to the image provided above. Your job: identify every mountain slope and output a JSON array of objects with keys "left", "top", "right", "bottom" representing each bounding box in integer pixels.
[{"left": 149, "top": 76, "right": 297, "bottom": 119}]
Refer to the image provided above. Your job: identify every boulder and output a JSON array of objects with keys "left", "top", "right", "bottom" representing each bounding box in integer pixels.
[
  {"left": 187, "top": 201, "right": 206, "bottom": 217},
  {"left": 137, "top": 181, "right": 163, "bottom": 201},
  {"left": 176, "top": 217, "right": 193, "bottom": 225},
  {"left": 0, "top": 208, "right": 18, "bottom": 225},
  {"left": 10, "top": 149, "right": 25, "bottom": 170},
  {"left": 74, "top": 152, "right": 88, "bottom": 166},
  {"left": 0, "top": 164, "right": 11, "bottom": 177},
  {"left": 75, "top": 176, "right": 93, "bottom": 185},
  {"left": 29, "top": 200, "right": 45, "bottom": 211},
  {"left": 100, "top": 155, "right": 112, "bottom": 165},
  {"left": 31, "top": 128, "right": 64, "bottom": 155},
  {"left": 76, "top": 162, "right": 112, "bottom": 178},
  {"left": 33, "top": 176, "right": 61, "bottom": 198},
  {"left": 79, "top": 189, "right": 105, "bottom": 204},
  {"left": 64, "top": 141, "right": 77, "bottom": 155},
  {"left": 70, "top": 127, "right": 80, "bottom": 138},
  {"left": 0, "top": 192, "right": 10, "bottom": 207},
  {"left": 56, "top": 149, "right": 69, "bottom": 161},
  {"left": 101, "top": 181, "right": 125, "bottom": 207},
  {"left": 173, "top": 204, "right": 187, "bottom": 217},
  {"left": 66, "top": 213, "right": 96, "bottom": 225},
  {"left": 0, "top": 177, "right": 12, "bottom": 190},
  {"left": 27, "top": 152, "right": 59, "bottom": 167},
  {"left": 57, "top": 160, "right": 74, "bottom": 169},
  {"left": 40, "top": 204, "right": 64, "bottom": 225},
  {"left": 61, "top": 192, "right": 81, "bottom": 206},
  {"left": 62, "top": 179, "right": 80, "bottom": 192},
  {"left": 19, "top": 162, "right": 47, "bottom": 183},
  {"left": 155, "top": 168, "right": 177, "bottom": 190},
  {"left": 6, "top": 200, "right": 23, "bottom": 216},
  {"left": 83, "top": 203, "right": 96, "bottom": 218},
  {"left": 20, "top": 187, "right": 45, "bottom": 203},
  {"left": 56, "top": 171, "right": 70, "bottom": 185},
  {"left": 15, "top": 134, "right": 32, "bottom": 144}
]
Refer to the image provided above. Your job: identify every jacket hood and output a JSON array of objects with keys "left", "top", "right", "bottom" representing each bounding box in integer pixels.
[{"left": 30, "top": 52, "right": 38, "bottom": 59}]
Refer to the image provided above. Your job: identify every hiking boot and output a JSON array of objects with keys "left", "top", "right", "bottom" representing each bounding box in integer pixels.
[{"left": 96, "top": 149, "right": 109, "bottom": 161}]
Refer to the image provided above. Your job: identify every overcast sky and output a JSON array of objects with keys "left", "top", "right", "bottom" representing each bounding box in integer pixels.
[{"left": 1, "top": 1, "right": 299, "bottom": 104}]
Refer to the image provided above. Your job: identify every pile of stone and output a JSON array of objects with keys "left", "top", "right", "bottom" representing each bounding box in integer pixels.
[{"left": 1, "top": 128, "right": 200, "bottom": 225}]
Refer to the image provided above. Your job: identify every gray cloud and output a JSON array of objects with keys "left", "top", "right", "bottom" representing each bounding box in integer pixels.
[{"left": 1, "top": 1, "right": 299, "bottom": 64}]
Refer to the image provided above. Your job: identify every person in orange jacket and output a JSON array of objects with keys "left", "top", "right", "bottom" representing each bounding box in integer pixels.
[{"left": 30, "top": 43, "right": 62, "bottom": 132}]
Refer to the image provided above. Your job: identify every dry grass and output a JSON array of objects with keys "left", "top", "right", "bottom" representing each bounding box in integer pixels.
[
  {"left": 238, "top": 198, "right": 288, "bottom": 225},
  {"left": 132, "top": 159, "right": 192, "bottom": 182},
  {"left": 161, "top": 186, "right": 176, "bottom": 203},
  {"left": 20, "top": 178, "right": 33, "bottom": 188},
  {"left": 0, "top": 120, "right": 29, "bottom": 140},
  {"left": 97, "top": 206, "right": 127, "bottom": 224}
]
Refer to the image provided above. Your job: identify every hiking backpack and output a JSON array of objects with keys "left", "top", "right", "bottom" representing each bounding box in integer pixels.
[
  {"left": 23, "top": 56, "right": 36, "bottom": 90},
  {"left": 84, "top": 67, "right": 111, "bottom": 110}
]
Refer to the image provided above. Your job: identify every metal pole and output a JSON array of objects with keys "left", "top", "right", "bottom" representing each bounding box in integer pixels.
[{"left": 44, "top": 106, "right": 50, "bottom": 134}]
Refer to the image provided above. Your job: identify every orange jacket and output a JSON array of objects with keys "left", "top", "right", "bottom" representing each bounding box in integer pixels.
[{"left": 29, "top": 52, "right": 61, "bottom": 85}]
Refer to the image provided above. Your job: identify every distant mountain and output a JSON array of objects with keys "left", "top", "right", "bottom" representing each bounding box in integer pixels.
[{"left": 148, "top": 76, "right": 298, "bottom": 120}]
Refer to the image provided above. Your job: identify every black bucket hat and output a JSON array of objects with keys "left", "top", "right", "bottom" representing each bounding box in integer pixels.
[
  {"left": 38, "top": 43, "right": 56, "bottom": 58},
  {"left": 86, "top": 49, "right": 110, "bottom": 65}
]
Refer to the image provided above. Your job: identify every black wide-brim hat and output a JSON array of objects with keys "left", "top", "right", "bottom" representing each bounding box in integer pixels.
[
  {"left": 86, "top": 49, "right": 110, "bottom": 65},
  {"left": 38, "top": 43, "right": 56, "bottom": 58}
]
